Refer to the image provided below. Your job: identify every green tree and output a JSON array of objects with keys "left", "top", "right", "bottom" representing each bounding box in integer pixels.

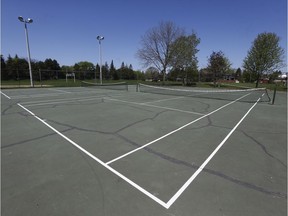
[
  {"left": 102, "top": 62, "right": 110, "bottom": 80},
  {"left": 170, "top": 33, "right": 200, "bottom": 69},
  {"left": 44, "top": 58, "right": 60, "bottom": 70},
  {"left": 74, "top": 61, "right": 95, "bottom": 79},
  {"left": 75, "top": 61, "right": 95, "bottom": 71},
  {"left": 117, "top": 63, "right": 135, "bottom": 80},
  {"left": 135, "top": 70, "right": 145, "bottom": 81},
  {"left": 207, "top": 51, "right": 231, "bottom": 86},
  {"left": 5, "top": 55, "right": 30, "bottom": 80},
  {"left": 145, "top": 67, "right": 159, "bottom": 81},
  {"left": 243, "top": 32, "right": 285, "bottom": 87},
  {"left": 1, "top": 55, "right": 8, "bottom": 80},
  {"left": 235, "top": 68, "right": 242, "bottom": 80},
  {"left": 169, "top": 33, "right": 200, "bottom": 85},
  {"left": 110, "top": 60, "right": 118, "bottom": 80}
]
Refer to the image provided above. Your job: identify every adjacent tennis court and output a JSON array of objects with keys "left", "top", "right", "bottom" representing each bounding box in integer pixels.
[{"left": 1, "top": 84, "right": 287, "bottom": 216}]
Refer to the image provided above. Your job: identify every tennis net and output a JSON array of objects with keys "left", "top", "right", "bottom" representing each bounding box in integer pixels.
[
  {"left": 81, "top": 81, "right": 128, "bottom": 91},
  {"left": 138, "top": 83, "right": 271, "bottom": 103}
]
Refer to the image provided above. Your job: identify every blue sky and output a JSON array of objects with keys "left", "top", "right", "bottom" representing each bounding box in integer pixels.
[{"left": 2, "top": 0, "right": 287, "bottom": 71}]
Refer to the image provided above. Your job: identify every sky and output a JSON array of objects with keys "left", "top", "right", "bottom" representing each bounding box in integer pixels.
[{"left": 2, "top": 0, "right": 287, "bottom": 72}]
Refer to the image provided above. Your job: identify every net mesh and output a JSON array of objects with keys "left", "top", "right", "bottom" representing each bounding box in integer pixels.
[
  {"left": 81, "top": 81, "right": 128, "bottom": 91},
  {"left": 138, "top": 83, "right": 271, "bottom": 103}
]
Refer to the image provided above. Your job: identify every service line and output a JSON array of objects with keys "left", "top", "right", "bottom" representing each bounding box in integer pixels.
[
  {"left": 48, "top": 88, "right": 72, "bottom": 94},
  {"left": 105, "top": 97, "right": 204, "bottom": 116}
]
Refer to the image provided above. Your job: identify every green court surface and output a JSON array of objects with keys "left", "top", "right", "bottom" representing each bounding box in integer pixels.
[{"left": 1, "top": 85, "right": 287, "bottom": 216}]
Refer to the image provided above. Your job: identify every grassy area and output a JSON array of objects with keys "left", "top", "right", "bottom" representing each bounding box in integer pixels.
[
  {"left": 217, "top": 82, "right": 287, "bottom": 91},
  {"left": 1, "top": 79, "right": 287, "bottom": 91}
]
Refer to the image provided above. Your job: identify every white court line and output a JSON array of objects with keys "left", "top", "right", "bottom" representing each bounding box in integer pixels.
[
  {"left": 105, "top": 93, "right": 251, "bottom": 165},
  {"left": 17, "top": 103, "right": 168, "bottom": 208},
  {"left": 48, "top": 88, "right": 72, "bottom": 94},
  {"left": 143, "top": 96, "right": 185, "bottom": 104},
  {"left": 105, "top": 97, "right": 204, "bottom": 116},
  {"left": 165, "top": 97, "right": 261, "bottom": 208},
  {"left": 19, "top": 93, "right": 126, "bottom": 107},
  {"left": 0, "top": 91, "right": 11, "bottom": 99},
  {"left": 22, "top": 96, "right": 106, "bottom": 107},
  {"left": 11, "top": 92, "right": 71, "bottom": 99},
  {"left": 20, "top": 95, "right": 103, "bottom": 105}
]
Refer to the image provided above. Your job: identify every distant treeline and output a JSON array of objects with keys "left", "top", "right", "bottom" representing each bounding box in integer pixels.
[
  {"left": 0, "top": 54, "right": 145, "bottom": 81},
  {"left": 1, "top": 54, "right": 283, "bottom": 84}
]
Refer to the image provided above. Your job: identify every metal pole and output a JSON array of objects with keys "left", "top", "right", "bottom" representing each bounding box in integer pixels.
[
  {"left": 99, "top": 40, "right": 102, "bottom": 84},
  {"left": 271, "top": 84, "right": 277, "bottom": 105},
  {"left": 97, "top": 36, "right": 104, "bottom": 85},
  {"left": 24, "top": 22, "right": 34, "bottom": 87}
]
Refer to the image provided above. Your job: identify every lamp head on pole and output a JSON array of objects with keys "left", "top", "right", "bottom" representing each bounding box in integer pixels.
[
  {"left": 27, "top": 18, "right": 33, "bottom": 23},
  {"left": 97, "top": 36, "right": 104, "bottom": 41},
  {"left": 18, "top": 16, "right": 33, "bottom": 24},
  {"left": 18, "top": 16, "right": 24, "bottom": 22}
]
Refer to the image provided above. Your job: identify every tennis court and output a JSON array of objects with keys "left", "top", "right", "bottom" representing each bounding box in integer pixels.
[{"left": 1, "top": 84, "right": 287, "bottom": 216}]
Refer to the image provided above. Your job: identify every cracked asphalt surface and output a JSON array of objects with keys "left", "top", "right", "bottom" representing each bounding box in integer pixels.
[{"left": 1, "top": 86, "right": 287, "bottom": 216}]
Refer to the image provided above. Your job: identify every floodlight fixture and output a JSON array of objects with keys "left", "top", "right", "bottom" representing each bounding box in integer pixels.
[
  {"left": 18, "top": 16, "right": 34, "bottom": 87},
  {"left": 18, "top": 16, "right": 24, "bottom": 22},
  {"left": 97, "top": 35, "right": 104, "bottom": 84},
  {"left": 27, "top": 18, "right": 33, "bottom": 23}
]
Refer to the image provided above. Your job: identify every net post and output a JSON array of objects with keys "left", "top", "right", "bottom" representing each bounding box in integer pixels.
[
  {"left": 271, "top": 84, "right": 277, "bottom": 105},
  {"left": 39, "top": 69, "right": 42, "bottom": 87}
]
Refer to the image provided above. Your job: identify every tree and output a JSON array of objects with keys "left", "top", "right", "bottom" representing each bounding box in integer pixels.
[
  {"left": 207, "top": 51, "right": 231, "bottom": 86},
  {"left": 75, "top": 61, "right": 95, "bottom": 71},
  {"left": 5, "top": 55, "right": 30, "bottom": 80},
  {"left": 170, "top": 33, "right": 200, "bottom": 69},
  {"left": 169, "top": 33, "right": 200, "bottom": 85},
  {"left": 102, "top": 62, "right": 110, "bottom": 80},
  {"left": 135, "top": 70, "right": 145, "bottom": 81},
  {"left": 243, "top": 32, "right": 285, "bottom": 87},
  {"left": 1, "top": 55, "right": 8, "bottom": 80},
  {"left": 137, "top": 21, "right": 185, "bottom": 82},
  {"left": 145, "top": 66, "right": 159, "bottom": 81},
  {"left": 44, "top": 58, "right": 60, "bottom": 70},
  {"left": 110, "top": 60, "right": 118, "bottom": 80},
  {"left": 235, "top": 68, "right": 242, "bottom": 80},
  {"left": 117, "top": 63, "right": 135, "bottom": 80}
]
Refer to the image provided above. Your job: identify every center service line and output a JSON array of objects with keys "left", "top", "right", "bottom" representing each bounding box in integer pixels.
[
  {"left": 165, "top": 97, "right": 261, "bottom": 208},
  {"left": 105, "top": 93, "right": 251, "bottom": 165}
]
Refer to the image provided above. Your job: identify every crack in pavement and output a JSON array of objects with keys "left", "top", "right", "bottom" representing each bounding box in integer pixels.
[{"left": 116, "top": 133, "right": 287, "bottom": 199}]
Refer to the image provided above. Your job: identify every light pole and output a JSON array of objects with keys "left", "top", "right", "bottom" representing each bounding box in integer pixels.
[
  {"left": 97, "top": 36, "right": 104, "bottom": 84},
  {"left": 18, "top": 16, "right": 34, "bottom": 87}
]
